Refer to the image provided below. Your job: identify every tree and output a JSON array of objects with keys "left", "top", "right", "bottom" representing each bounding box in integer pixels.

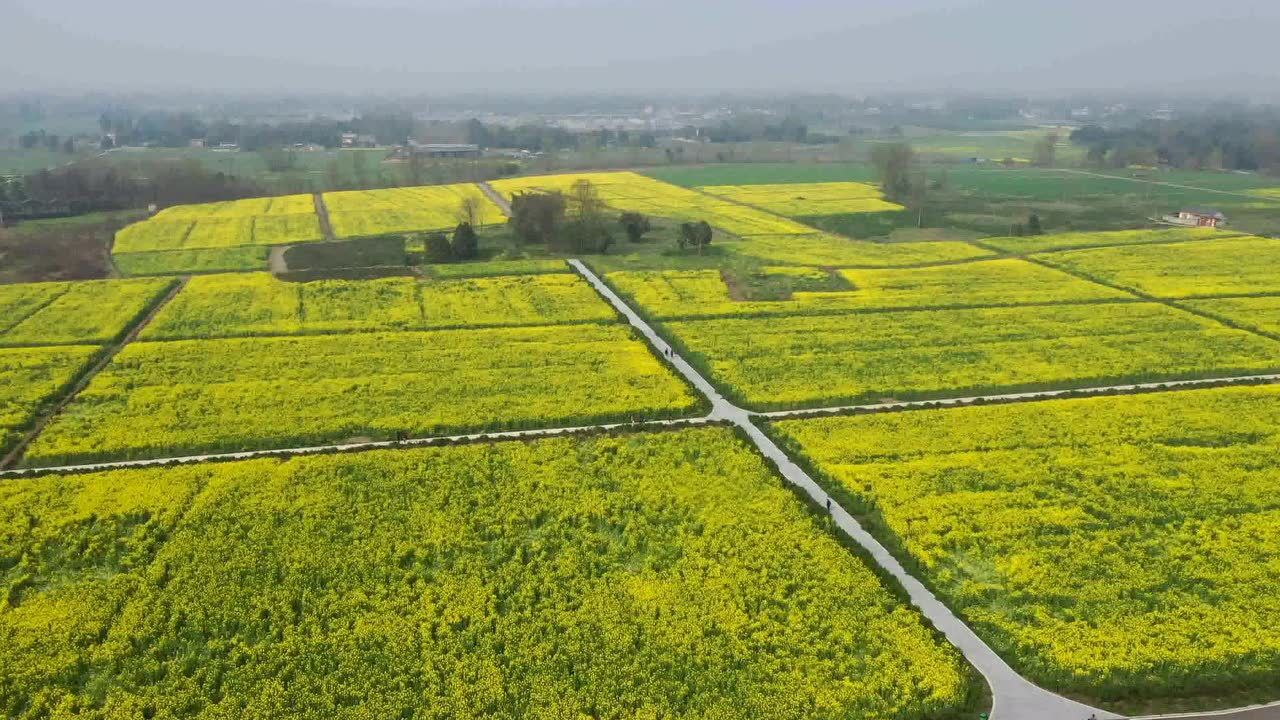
[
  {"left": 451, "top": 223, "right": 479, "bottom": 259},
  {"left": 1027, "top": 213, "right": 1043, "bottom": 235},
  {"left": 618, "top": 212, "right": 651, "bottom": 243},
  {"left": 678, "top": 221, "right": 713, "bottom": 255},
  {"left": 423, "top": 233, "right": 453, "bottom": 263},
  {"left": 260, "top": 147, "right": 298, "bottom": 173},
  {"left": 870, "top": 142, "right": 915, "bottom": 202},
  {"left": 509, "top": 191, "right": 565, "bottom": 245},
  {"left": 1033, "top": 132, "right": 1059, "bottom": 168},
  {"left": 457, "top": 195, "right": 483, "bottom": 228}
]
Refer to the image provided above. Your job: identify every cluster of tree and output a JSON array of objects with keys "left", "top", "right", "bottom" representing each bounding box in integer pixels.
[
  {"left": 421, "top": 223, "right": 480, "bottom": 263},
  {"left": 508, "top": 181, "right": 635, "bottom": 254},
  {"left": 677, "top": 221, "right": 713, "bottom": 254},
  {"left": 463, "top": 119, "right": 657, "bottom": 152},
  {"left": 1008, "top": 212, "right": 1044, "bottom": 237},
  {"left": 675, "top": 115, "right": 830, "bottom": 144},
  {"left": 1071, "top": 111, "right": 1280, "bottom": 172},
  {"left": 8, "top": 158, "right": 262, "bottom": 218},
  {"left": 96, "top": 108, "right": 416, "bottom": 150},
  {"left": 17, "top": 129, "right": 77, "bottom": 153}
]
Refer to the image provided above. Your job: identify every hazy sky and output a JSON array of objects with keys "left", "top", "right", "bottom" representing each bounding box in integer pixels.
[{"left": 4, "top": 0, "right": 1279, "bottom": 96}]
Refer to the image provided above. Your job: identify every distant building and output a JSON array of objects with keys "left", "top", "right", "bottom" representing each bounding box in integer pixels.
[
  {"left": 1164, "top": 208, "right": 1227, "bottom": 228},
  {"left": 408, "top": 142, "right": 480, "bottom": 159},
  {"left": 189, "top": 138, "right": 205, "bottom": 148},
  {"left": 340, "top": 132, "right": 378, "bottom": 148}
]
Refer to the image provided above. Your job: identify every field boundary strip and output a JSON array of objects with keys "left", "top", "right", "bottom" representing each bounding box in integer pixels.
[
  {"left": 477, "top": 181, "right": 513, "bottom": 215},
  {"left": 0, "top": 277, "right": 189, "bottom": 470},
  {"left": 755, "top": 373, "right": 1280, "bottom": 419},
  {"left": 0, "top": 415, "right": 722, "bottom": 478},
  {"left": 1052, "top": 168, "right": 1280, "bottom": 203},
  {"left": 312, "top": 192, "right": 336, "bottom": 242}
]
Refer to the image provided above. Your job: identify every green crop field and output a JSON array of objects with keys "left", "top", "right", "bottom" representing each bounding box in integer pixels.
[{"left": 770, "top": 384, "right": 1280, "bottom": 703}]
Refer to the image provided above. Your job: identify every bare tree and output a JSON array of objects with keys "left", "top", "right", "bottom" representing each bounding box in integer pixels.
[
  {"left": 457, "top": 195, "right": 482, "bottom": 227},
  {"left": 1033, "top": 132, "right": 1059, "bottom": 168}
]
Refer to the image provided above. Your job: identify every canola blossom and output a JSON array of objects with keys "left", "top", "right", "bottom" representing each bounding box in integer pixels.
[
  {"left": 0, "top": 278, "right": 174, "bottom": 347},
  {"left": 141, "top": 272, "right": 615, "bottom": 340},
  {"left": 663, "top": 302, "right": 1280, "bottom": 409},
  {"left": 978, "top": 226, "right": 1238, "bottom": 254},
  {"left": 771, "top": 385, "right": 1280, "bottom": 701},
  {"left": 323, "top": 183, "right": 506, "bottom": 239},
  {"left": 114, "top": 195, "right": 323, "bottom": 254},
  {"left": 24, "top": 324, "right": 698, "bottom": 465},
  {"left": 491, "top": 172, "right": 819, "bottom": 237},
  {"left": 0, "top": 345, "right": 101, "bottom": 456},
  {"left": 1035, "top": 234, "right": 1280, "bottom": 297},
  {"left": 0, "top": 428, "right": 975, "bottom": 719},
  {"left": 608, "top": 259, "right": 1126, "bottom": 320}
]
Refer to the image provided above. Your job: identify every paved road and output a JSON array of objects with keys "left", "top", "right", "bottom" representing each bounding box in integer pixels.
[{"left": 569, "top": 259, "right": 1120, "bottom": 720}]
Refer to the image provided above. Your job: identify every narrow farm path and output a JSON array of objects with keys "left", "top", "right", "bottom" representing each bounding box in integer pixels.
[
  {"left": 1052, "top": 168, "right": 1278, "bottom": 203},
  {"left": 267, "top": 245, "right": 289, "bottom": 274},
  {"left": 757, "top": 374, "right": 1280, "bottom": 420},
  {"left": 567, "top": 259, "right": 1119, "bottom": 720},
  {"left": 0, "top": 416, "right": 718, "bottom": 478},
  {"left": 478, "top": 181, "right": 512, "bottom": 216},
  {"left": 313, "top": 192, "right": 337, "bottom": 242},
  {"left": 0, "top": 277, "right": 190, "bottom": 470}
]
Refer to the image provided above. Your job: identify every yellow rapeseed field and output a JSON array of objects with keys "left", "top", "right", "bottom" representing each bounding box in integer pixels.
[
  {"left": 772, "top": 384, "right": 1280, "bottom": 701},
  {"left": 491, "top": 172, "right": 818, "bottom": 237},
  {"left": 24, "top": 324, "right": 698, "bottom": 465},
  {"left": 608, "top": 259, "right": 1126, "bottom": 320},
  {"left": 1, "top": 428, "right": 975, "bottom": 718},
  {"left": 142, "top": 271, "right": 614, "bottom": 339},
  {"left": 323, "top": 183, "right": 506, "bottom": 238},
  {"left": 697, "top": 181, "right": 906, "bottom": 216}
]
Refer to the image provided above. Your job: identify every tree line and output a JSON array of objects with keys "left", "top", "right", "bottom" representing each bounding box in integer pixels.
[{"left": 1071, "top": 111, "right": 1280, "bottom": 172}]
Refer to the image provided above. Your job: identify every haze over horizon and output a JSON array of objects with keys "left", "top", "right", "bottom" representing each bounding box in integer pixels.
[{"left": 3, "top": 0, "right": 1280, "bottom": 99}]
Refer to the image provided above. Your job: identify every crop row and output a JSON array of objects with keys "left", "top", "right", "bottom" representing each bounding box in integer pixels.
[
  {"left": 141, "top": 271, "right": 615, "bottom": 340},
  {"left": 22, "top": 324, "right": 699, "bottom": 466},
  {"left": 769, "top": 384, "right": 1280, "bottom": 702},
  {"left": 151, "top": 194, "right": 316, "bottom": 220},
  {"left": 0, "top": 278, "right": 174, "bottom": 347},
  {"left": 0, "top": 345, "right": 101, "bottom": 457}
]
